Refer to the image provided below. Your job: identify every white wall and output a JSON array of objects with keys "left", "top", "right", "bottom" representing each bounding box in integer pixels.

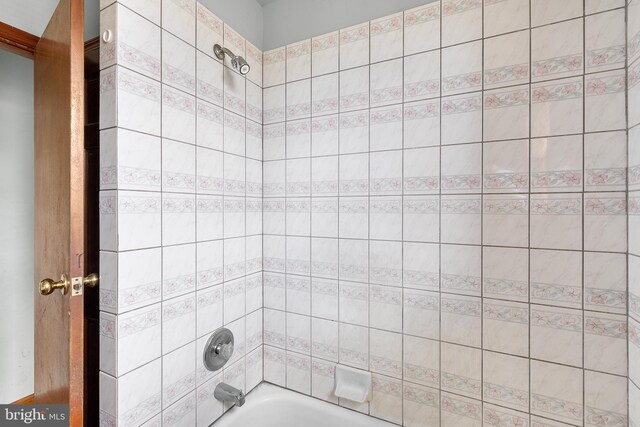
[
  {"left": 0, "top": 49, "right": 35, "bottom": 403},
  {"left": 261, "top": 0, "right": 436, "bottom": 50}
]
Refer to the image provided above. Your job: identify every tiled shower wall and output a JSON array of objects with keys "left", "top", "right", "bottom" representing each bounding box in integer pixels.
[
  {"left": 97, "top": 0, "right": 263, "bottom": 425},
  {"left": 261, "top": 0, "right": 631, "bottom": 426},
  {"left": 628, "top": 1, "right": 640, "bottom": 425}
]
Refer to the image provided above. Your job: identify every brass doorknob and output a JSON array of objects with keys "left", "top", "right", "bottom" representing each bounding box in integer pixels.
[
  {"left": 84, "top": 273, "right": 99, "bottom": 288},
  {"left": 40, "top": 274, "right": 69, "bottom": 296}
]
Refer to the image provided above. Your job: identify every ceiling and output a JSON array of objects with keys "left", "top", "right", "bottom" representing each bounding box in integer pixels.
[{"left": 256, "top": 0, "right": 281, "bottom": 5}]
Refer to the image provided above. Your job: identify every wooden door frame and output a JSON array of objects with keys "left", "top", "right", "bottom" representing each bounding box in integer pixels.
[
  {"left": 33, "top": 1, "right": 86, "bottom": 424},
  {"left": 1, "top": 20, "right": 101, "bottom": 415},
  {"left": 0, "top": 21, "right": 39, "bottom": 58}
]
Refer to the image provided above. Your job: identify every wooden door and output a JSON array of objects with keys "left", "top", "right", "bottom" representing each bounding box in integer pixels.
[{"left": 33, "top": 0, "right": 85, "bottom": 425}]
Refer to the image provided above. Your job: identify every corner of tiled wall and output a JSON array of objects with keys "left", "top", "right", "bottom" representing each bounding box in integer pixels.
[
  {"left": 628, "top": 0, "right": 640, "bottom": 426},
  {"left": 98, "top": 0, "right": 263, "bottom": 425},
  {"left": 261, "top": 0, "right": 633, "bottom": 426}
]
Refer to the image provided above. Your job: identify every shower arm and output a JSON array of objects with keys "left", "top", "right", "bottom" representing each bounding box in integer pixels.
[{"left": 214, "top": 44, "right": 236, "bottom": 61}]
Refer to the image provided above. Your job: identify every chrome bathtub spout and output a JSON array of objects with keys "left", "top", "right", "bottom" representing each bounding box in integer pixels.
[{"left": 214, "top": 383, "right": 246, "bottom": 407}]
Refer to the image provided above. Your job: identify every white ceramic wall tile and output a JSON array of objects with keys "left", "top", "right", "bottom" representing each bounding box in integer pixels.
[
  {"left": 483, "top": 351, "right": 529, "bottom": 412},
  {"left": 483, "top": 139, "right": 529, "bottom": 195},
  {"left": 530, "top": 135, "right": 583, "bottom": 193},
  {"left": 483, "top": 300, "right": 529, "bottom": 357},
  {"left": 196, "top": 50, "right": 223, "bottom": 106},
  {"left": 224, "top": 67, "right": 246, "bottom": 116},
  {"left": 531, "top": 76, "right": 584, "bottom": 137},
  {"left": 585, "top": 371, "right": 628, "bottom": 427},
  {"left": 263, "top": 47, "right": 286, "bottom": 87},
  {"left": 404, "top": 2, "right": 441, "bottom": 55},
  {"left": 530, "top": 249, "right": 583, "bottom": 309},
  {"left": 531, "top": 305, "right": 583, "bottom": 366},
  {"left": 100, "top": 190, "right": 162, "bottom": 251},
  {"left": 163, "top": 30, "right": 196, "bottom": 94},
  {"left": 532, "top": 19, "right": 584, "bottom": 83},
  {"left": 162, "top": 292, "right": 196, "bottom": 354},
  {"left": 441, "top": 0, "right": 483, "bottom": 46},
  {"left": 245, "top": 41, "right": 263, "bottom": 88},
  {"left": 99, "top": 248, "right": 162, "bottom": 314},
  {"left": 100, "top": 66, "right": 162, "bottom": 135},
  {"left": 162, "top": 341, "right": 196, "bottom": 407},
  {"left": 484, "top": 30, "right": 529, "bottom": 90},
  {"left": 99, "top": 128, "right": 162, "bottom": 192},
  {"left": 162, "top": 85, "right": 196, "bottom": 144},
  {"left": 442, "top": 40, "right": 482, "bottom": 96},
  {"left": 404, "top": 99, "right": 440, "bottom": 148},
  {"left": 584, "top": 192, "right": 627, "bottom": 253},
  {"left": 100, "top": 359, "right": 162, "bottom": 426},
  {"left": 404, "top": 50, "right": 440, "bottom": 103},
  {"left": 340, "top": 66, "right": 370, "bottom": 112},
  {"left": 586, "top": 0, "right": 625, "bottom": 14},
  {"left": 196, "top": 3, "right": 223, "bottom": 59},
  {"left": 585, "top": 69, "right": 626, "bottom": 132},
  {"left": 100, "top": 4, "right": 161, "bottom": 80},
  {"left": 531, "top": 361, "right": 583, "bottom": 425},
  {"left": 196, "top": 99, "right": 224, "bottom": 151},
  {"left": 531, "top": 0, "right": 583, "bottom": 27},
  {"left": 441, "top": 342, "right": 481, "bottom": 399},
  {"left": 441, "top": 92, "right": 483, "bottom": 144},
  {"left": 483, "top": 85, "right": 530, "bottom": 141},
  {"left": 530, "top": 193, "right": 583, "bottom": 250},
  {"left": 162, "top": 0, "right": 195, "bottom": 45},
  {"left": 441, "top": 244, "right": 481, "bottom": 296},
  {"left": 222, "top": 24, "right": 246, "bottom": 72},
  {"left": 340, "top": 22, "right": 370, "bottom": 70},
  {"left": 370, "top": 59, "right": 403, "bottom": 108},
  {"left": 484, "top": 0, "right": 529, "bottom": 37},
  {"left": 117, "top": 0, "right": 160, "bottom": 25},
  {"left": 629, "top": 0, "right": 640, "bottom": 66},
  {"left": 441, "top": 391, "right": 482, "bottom": 426},
  {"left": 287, "top": 39, "right": 311, "bottom": 82},
  {"left": 483, "top": 246, "right": 529, "bottom": 302},
  {"left": 585, "top": 9, "right": 626, "bottom": 74},
  {"left": 370, "top": 13, "right": 403, "bottom": 63},
  {"left": 312, "top": 31, "right": 339, "bottom": 77}
]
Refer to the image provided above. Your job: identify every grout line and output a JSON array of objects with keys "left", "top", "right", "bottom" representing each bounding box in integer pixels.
[
  {"left": 528, "top": 0, "right": 533, "bottom": 420},
  {"left": 625, "top": 1, "right": 632, "bottom": 425},
  {"left": 159, "top": 0, "right": 164, "bottom": 417},
  {"left": 581, "top": 1, "right": 587, "bottom": 422},
  {"left": 438, "top": 2, "right": 444, "bottom": 424},
  {"left": 480, "top": 0, "right": 486, "bottom": 418}
]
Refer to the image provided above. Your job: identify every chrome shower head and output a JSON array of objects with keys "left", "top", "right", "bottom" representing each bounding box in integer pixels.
[{"left": 213, "top": 44, "right": 251, "bottom": 75}]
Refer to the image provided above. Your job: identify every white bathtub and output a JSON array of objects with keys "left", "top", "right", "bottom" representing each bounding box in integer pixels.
[{"left": 212, "top": 383, "right": 395, "bottom": 427}]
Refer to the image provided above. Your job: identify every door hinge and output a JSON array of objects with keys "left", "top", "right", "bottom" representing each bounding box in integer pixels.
[{"left": 71, "top": 276, "right": 83, "bottom": 296}]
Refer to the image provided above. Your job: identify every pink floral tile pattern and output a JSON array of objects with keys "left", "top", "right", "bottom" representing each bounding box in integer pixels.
[
  {"left": 405, "top": 3, "right": 440, "bottom": 26},
  {"left": 531, "top": 393, "right": 583, "bottom": 423},
  {"left": 586, "top": 46, "right": 626, "bottom": 73},
  {"left": 442, "top": 394, "right": 482, "bottom": 420},
  {"left": 484, "top": 63, "right": 529, "bottom": 86},
  {"left": 442, "top": 0, "right": 482, "bottom": 17},
  {"left": 532, "top": 54, "right": 583, "bottom": 80},
  {"left": 370, "top": 15, "right": 403, "bottom": 36},
  {"left": 531, "top": 80, "right": 583, "bottom": 103}
]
